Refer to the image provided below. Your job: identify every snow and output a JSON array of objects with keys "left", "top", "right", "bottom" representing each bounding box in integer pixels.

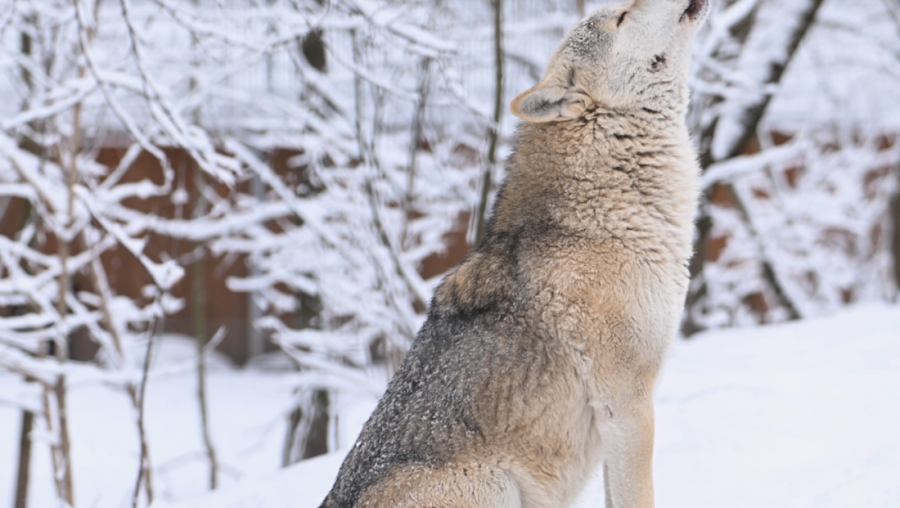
[
  {"left": 652, "top": 304, "right": 900, "bottom": 508},
  {"left": 0, "top": 337, "right": 298, "bottom": 508},
  {"left": 149, "top": 453, "right": 345, "bottom": 508},
  {"left": 6, "top": 303, "right": 872, "bottom": 508}
]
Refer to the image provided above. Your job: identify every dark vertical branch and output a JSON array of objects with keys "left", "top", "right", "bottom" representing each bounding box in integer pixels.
[
  {"left": 474, "top": 0, "right": 504, "bottom": 247},
  {"left": 50, "top": 11, "right": 95, "bottom": 494},
  {"left": 199, "top": 327, "right": 225, "bottom": 490},
  {"left": 50, "top": 0, "right": 106, "bottom": 498},
  {"left": 13, "top": 23, "right": 36, "bottom": 508},
  {"left": 281, "top": 294, "right": 325, "bottom": 466},
  {"left": 191, "top": 170, "right": 215, "bottom": 489},
  {"left": 302, "top": 390, "right": 329, "bottom": 459},
  {"left": 407, "top": 57, "right": 431, "bottom": 204},
  {"left": 86, "top": 248, "right": 154, "bottom": 502},
  {"left": 282, "top": 388, "right": 330, "bottom": 465},
  {"left": 13, "top": 409, "right": 34, "bottom": 508},
  {"left": 193, "top": 170, "right": 208, "bottom": 354},
  {"left": 880, "top": 0, "right": 900, "bottom": 297},
  {"left": 892, "top": 168, "right": 900, "bottom": 297},
  {"left": 131, "top": 305, "right": 162, "bottom": 508}
]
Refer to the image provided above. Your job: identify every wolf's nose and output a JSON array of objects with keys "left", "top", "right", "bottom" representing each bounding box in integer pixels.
[{"left": 683, "top": 0, "right": 706, "bottom": 19}]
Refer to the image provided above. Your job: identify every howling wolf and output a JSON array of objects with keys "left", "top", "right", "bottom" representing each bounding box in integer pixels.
[{"left": 320, "top": 0, "right": 709, "bottom": 506}]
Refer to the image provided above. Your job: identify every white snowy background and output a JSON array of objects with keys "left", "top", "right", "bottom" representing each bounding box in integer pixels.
[{"left": 1, "top": 0, "right": 900, "bottom": 506}]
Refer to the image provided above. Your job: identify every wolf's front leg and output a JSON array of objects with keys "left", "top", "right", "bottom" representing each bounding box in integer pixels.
[{"left": 598, "top": 399, "right": 656, "bottom": 508}]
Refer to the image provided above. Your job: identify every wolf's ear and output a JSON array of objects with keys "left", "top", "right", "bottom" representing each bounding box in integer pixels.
[{"left": 510, "top": 67, "right": 592, "bottom": 123}]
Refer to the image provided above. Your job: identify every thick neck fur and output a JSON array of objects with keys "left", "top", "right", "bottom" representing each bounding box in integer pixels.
[
  {"left": 496, "top": 105, "right": 696, "bottom": 258},
  {"left": 435, "top": 103, "right": 699, "bottom": 315}
]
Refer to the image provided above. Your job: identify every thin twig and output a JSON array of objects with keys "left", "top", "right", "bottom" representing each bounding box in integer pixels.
[
  {"left": 131, "top": 296, "right": 164, "bottom": 508},
  {"left": 199, "top": 326, "right": 226, "bottom": 490}
]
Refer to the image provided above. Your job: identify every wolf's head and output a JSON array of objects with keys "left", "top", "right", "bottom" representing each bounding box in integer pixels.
[{"left": 511, "top": 0, "right": 710, "bottom": 122}]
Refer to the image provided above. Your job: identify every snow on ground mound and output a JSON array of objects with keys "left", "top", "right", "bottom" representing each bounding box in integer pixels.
[
  {"left": 150, "top": 453, "right": 344, "bottom": 508},
  {"left": 156, "top": 304, "right": 900, "bottom": 508}
]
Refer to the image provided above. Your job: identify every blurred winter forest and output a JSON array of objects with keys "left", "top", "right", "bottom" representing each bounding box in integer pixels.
[{"left": 0, "top": 0, "right": 899, "bottom": 506}]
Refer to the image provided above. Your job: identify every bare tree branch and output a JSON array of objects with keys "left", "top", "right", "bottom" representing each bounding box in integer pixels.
[
  {"left": 199, "top": 327, "right": 226, "bottom": 490},
  {"left": 130, "top": 299, "right": 164, "bottom": 508},
  {"left": 474, "top": 0, "right": 505, "bottom": 247}
]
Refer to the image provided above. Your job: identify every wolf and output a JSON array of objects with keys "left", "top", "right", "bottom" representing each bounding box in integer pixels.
[{"left": 319, "top": 0, "right": 709, "bottom": 506}]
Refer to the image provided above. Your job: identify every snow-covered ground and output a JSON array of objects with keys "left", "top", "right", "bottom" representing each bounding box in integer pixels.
[
  {"left": 0, "top": 337, "right": 300, "bottom": 508},
  {"left": 3, "top": 304, "right": 900, "bottom": 508}
]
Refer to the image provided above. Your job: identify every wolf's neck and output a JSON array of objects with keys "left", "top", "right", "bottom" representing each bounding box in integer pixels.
[{"left": 491, "top": 109, "right": 698, "bottom": 258}]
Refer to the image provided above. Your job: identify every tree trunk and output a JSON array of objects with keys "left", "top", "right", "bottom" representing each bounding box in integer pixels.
[
  {"left": 13, "top": 409, "right": 34, "bottom": 508},
  {"left": 198, "top": 328, "right": 225, "bottom": 490},
  {"left": 892, "top": 166, "right": 900, "bottom": 297},
  {"left": 474, "top": 0, "right": 505, "bottom": 247},
  {"left": 882, "top": 0, "right": 900, "bottom": 297}
]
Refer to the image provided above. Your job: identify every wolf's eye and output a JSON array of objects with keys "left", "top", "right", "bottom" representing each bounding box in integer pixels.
[{"left": 617, "top": 11, "right": 628, "bottom": 27}]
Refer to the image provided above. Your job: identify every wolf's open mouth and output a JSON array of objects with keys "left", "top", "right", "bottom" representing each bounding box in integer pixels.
[{"left": 682, "top": 0, "right": 706, "bottom": 21}]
